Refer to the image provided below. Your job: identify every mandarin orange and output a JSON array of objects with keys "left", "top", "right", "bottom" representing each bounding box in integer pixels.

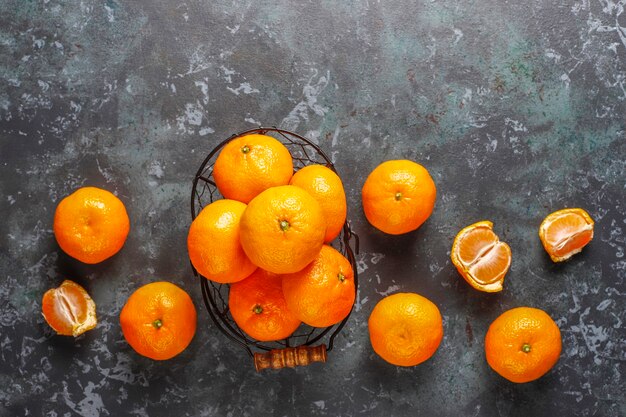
[
  {"left": 282, "top": 245, "right": 355, "bottom": 328},
  {"left": 120, "top": 282, "right": 197, "bottom": 360},
  {"left": 187, "top": 199, "right": 257, "bottom": 283},
  {"left": 213, "top": 134, "right": 293, "bottom": 204},
  {"left": 239, "top": 185, "right": 326, "bottom": 274},
  {"left": 362, "top": 160, "right": 436, "bottom": 235},
  {"left": 54, "top": 187, "right": 130, "bottom": 264},
  {"left": 229, "top": 268, "right": 301, "bottom": 341}
]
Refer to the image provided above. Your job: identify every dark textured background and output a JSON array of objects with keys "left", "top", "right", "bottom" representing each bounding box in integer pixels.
[{"left": 1, "top": 1, "right": 625, "bottom": 416}]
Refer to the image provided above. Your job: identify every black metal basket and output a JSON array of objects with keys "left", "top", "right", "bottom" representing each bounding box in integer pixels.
[{"left": 190, "top": 127, "right": 359, "bottom": 370}]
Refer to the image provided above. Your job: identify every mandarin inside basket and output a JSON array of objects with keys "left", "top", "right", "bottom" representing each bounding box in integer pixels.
[{"left": 190, "top": 127, "right": 359, "bottom": 371}]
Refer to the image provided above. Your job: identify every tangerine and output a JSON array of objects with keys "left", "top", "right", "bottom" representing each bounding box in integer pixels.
[
  {"left": 289, "top": 164, "right": 347, "bottom": 243},
  {"left": 187, "top": 199, "right": 257, "bottom": 283},
  {"left": 120, "top": 282, "right": 197, "bottom": 360},
  {"left": 239, "top": 185, "right": 326, "bottom": 274},
  {"left": 53, "top": 186, "right": 130, "bottom": 264},
  {"left": 539, "top": 208, "right": 594, "bottom": 262},
  {"left": 229, "top": 268, "right": 301, "bottom": 341},
  {"left": 485, "top": 307, "right": 561, "bottom": 383},
  {"left": 42, "top": 280, "right": 97, "bottom": 337},
  {"left": 282, "top": 245, "right": 355, "bottom": 327},
  {"left": 451, "top": 221, "right": 511, "bottom": 292},
  {"left": 362, "top": 160, "right": 436, "bottom": 235},
  {"left": 213, "top": 134, "right": 293, "bottom": 204},
  {"left": 368, "top": 292, "right": 443, "bottom": 367}
]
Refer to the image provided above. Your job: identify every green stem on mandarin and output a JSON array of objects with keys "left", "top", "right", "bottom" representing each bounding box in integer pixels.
[
  {"left": 338, "top": 272, "right": 346, "bottom": 282},
  {"left": 280, "top": 220, "right": 290, "bottom": 231},
  {"left": 521, "top": 343, "right": 531, "bottom": 353},
  {"left": 152, "top": 319, "right": 162, "bottom": 329},
  {"left": 241, "top": 145, "right": 250, "bottom": 154},
  {"left": 253, "top": 305, "right": 263, "bottom": 314},
  {"left": 395, "top": 192, "right": 402, "bottom": 201}
]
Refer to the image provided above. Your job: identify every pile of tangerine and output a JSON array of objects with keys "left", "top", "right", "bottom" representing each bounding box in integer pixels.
[{"left": 187, "top": 133, "right": 356, "bottom": 341}]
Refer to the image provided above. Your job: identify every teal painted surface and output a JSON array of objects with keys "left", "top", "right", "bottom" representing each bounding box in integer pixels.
[{"left": 0, "top": 0, "right": 624, "bottom": 416}]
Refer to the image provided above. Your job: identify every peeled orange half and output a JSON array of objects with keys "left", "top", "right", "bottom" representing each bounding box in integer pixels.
[
  {"left": 539, "top": 208, "right": 594, "bottom": 262},
  {"left": 42, "top": 280, "right": 97, "bottom": 337},
  {"left": 451, "top": 221, "right": 511, "bottom": 293}
]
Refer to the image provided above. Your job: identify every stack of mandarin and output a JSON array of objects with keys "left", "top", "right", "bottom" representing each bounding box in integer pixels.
[{"left": 187, "top": 133, "right": 356, "bottom": 341}]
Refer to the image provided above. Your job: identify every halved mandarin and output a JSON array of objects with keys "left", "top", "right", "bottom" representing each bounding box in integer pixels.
[
  {"left": 42, "top": 280, "right": 97, "bottom": 336},
  {"left": 451, "top": 221, "right": 511, "bottom": 292},
  {"left": 539, "top": 208, "right": 594, "bottom": 262}
]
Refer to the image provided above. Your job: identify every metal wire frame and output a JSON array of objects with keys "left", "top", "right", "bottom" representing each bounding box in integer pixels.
[{"left": 190, "top": 127, "right": 360, "bottom": 358}]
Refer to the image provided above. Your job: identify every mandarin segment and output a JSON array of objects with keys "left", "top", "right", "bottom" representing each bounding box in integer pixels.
[
  {"left": 485, "top": 307, "right": 562, "bottom": 383},
  {"left": 213, "top": 134, "right": 294, "bottom": 204},
  {"left": 41, "top": 280, "right": 97, "bottom": 337},
  {"left": 187, "top": 199, "right": 257, "bottom": 283},
  {"left": 368, "top": 292, "right": 443, "bottom": 367},
  {"left": 289, "top": 164, "right": 347, "bottom": 243},
  {"left": 53, "top": 187, "right": 130, "bottom": 264},
  {"left": 451, "top": 221, "right": 511, "bottom": 292},
  {"left": 282, "top": 245, "right": 355, "bottom": 328},
  {"left": 539, "top": 208, "right": 594, "bottom": 262},
  {"left": 239, "top": 185, "right": 326, "bottom": 274},
  {"left": 120, "top": 282, "right": 197, "bottom": 360},
  {"left": 362, "top": 160, "right": 436, "bottom": 235},
  {"left": 229, "top": 269, "right": 301, "bottom": 341}
]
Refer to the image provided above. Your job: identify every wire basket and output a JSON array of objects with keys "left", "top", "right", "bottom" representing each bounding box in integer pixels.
[{"left": 190, "top": 127, "right": 359, "bottom": 371}]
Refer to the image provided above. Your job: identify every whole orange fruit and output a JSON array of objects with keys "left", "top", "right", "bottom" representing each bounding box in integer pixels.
[
  {"left": 485, "top": 307, "right": 561, "bottom": 383},
  {"left": 368, "top": 292, "right": 443, "bottom": 367},
  {"left": 239, "top": 185, "right": 326, "bottom": 274},
  {"left": 187, "top": 199, "right": 257, "bottom": 284},
  {"left": 120, "top": 282, "right": 197, "bottom": 360},
  {"left": 539, "top": 208, "right": 594, "bottom": 262},
  {"left": 42, "top": 280, "right": 97, "bottom": 337},
  {"left": 282, "top": 245, "right": 355, "bottom": 327},
  {"left": 54, "top": 186, "right": 130, "bottom": 264},
  {"left": 289, "top": 164, "right": 347, "bottom": 243},
  {"left": 213, "top": 134, "right": 294, "bottom": 204},
  {"left": 362, "top": 160, "right": 436, "bottom": 235},
  {"left": 229, "top": 268, "right": 301, "bottom": 341}
]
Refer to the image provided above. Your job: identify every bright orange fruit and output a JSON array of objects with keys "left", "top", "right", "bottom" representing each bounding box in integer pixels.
[
  {"left": 539, "top": 208, "right": 594, "bottom": 262},
  {"left": 485, "top": 307, "right": 561, "bottom": 383},
  {"left": 229, "top": 268, "right": 301, "bottom": 341},
  {"left": 120, "top": 282, "right": 197, "bottom": 360},
  {"left": 42, "top": 280, "right": 97, "bottom": 337},
  {"left": 289, "top": 164, "right": 347, "bottom": 243},
  {"left": 239, "top": 185, "right": 326, "bottom": 274},
  {"left": 282, "top": 245, "right": 355, "bottom": 328},
  {"left": 451, "top": 221, "right": 511, "bottom": 292},
  {"left": 362, "top": 160, "right": 436, "bottom": 235},
  {"left": 368, "top": 292, "right": 443, "bottom": 367},
  {"left": 53, "top": 186, "right": 130, "bottom": 264},
  {"left": 187, "top": 199, "right": 257, "bottom": 283},
  {"left": 213, "top": 134, "right": 294, "bottom": 204}
]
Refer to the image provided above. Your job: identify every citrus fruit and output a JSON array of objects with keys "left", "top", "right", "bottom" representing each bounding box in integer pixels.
[
  {"left": 41, "top": 280, "right": 97, "bottom": 337},
  {"left": 539, "top": 208, "right": 594, "bottom": 262},
  {"left": 239, "top": 185, "right": 326, "bottom": 274},
  {"left": 282, "top": 245, "right": 355, "bottom": 328},
  {"left": 361, "top": 160, "right": 436, "bottom": 235},
  {"left": 229, "top": 268, "right": 301, "bottom": 341},
  {"left": 485, "top": 307, "right": 562, "bottom": 383},
  {"left": 53, "top": 186, "right": 130, "bottom": 264},
  {"left": 120, "top": 281, "right": 197, "bottom": 360},
  {"left": 368, "top": 292, "right": 443, "bottom": 367},
  {"left": 213, "top": 133, "right": 294, "bottom": 204},
  {"left": 451, "top": 220, "right": 511, "bottom": 293},
  {"left": 187, "top": 199, "right": 257, "bottom": 284},
  {"left": 289, "top": 164, "right": 347, "bottom": 242}
]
